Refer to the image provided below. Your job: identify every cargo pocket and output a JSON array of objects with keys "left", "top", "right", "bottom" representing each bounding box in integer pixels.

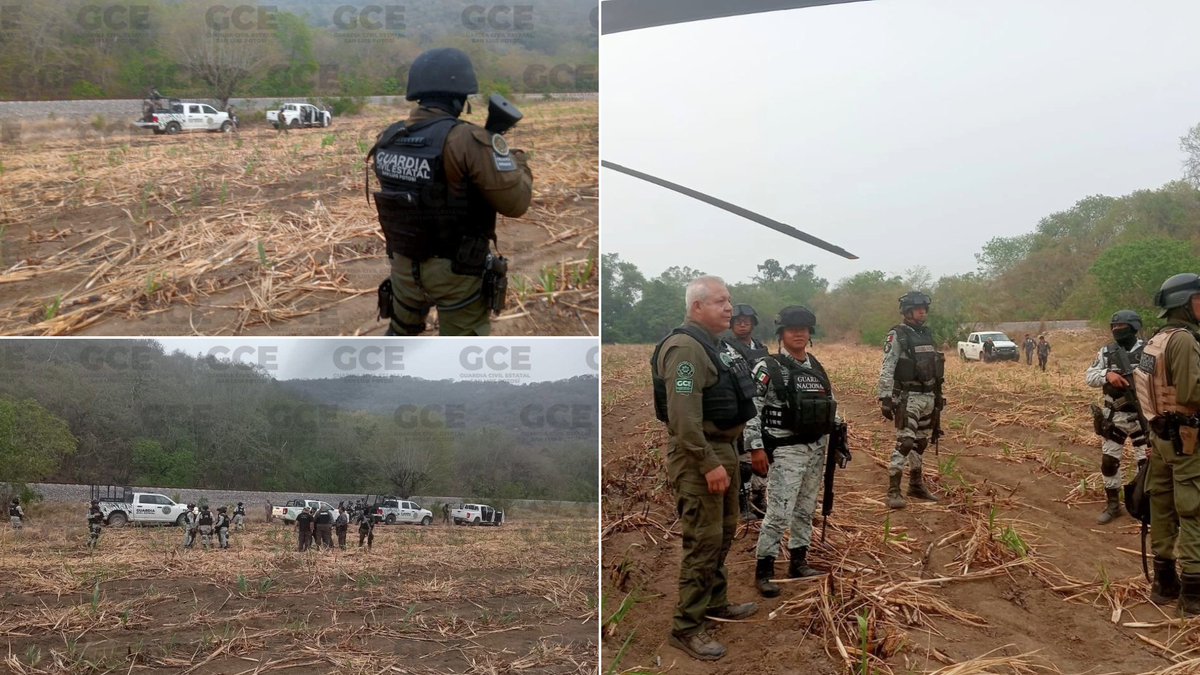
[{"left": 1175, "top": 478, "right": 1200, "bottom": 518}]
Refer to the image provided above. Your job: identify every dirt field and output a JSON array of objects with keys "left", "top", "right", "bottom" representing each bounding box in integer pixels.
[
  {"left": 0, "top": 506, "right": 598, "bottom": 674},
  {"left": 0, "top": 99, "right": 597, "bottom": 336},
  {"left": 602, "top": 332, "right": 1198, "bottom": 674}
]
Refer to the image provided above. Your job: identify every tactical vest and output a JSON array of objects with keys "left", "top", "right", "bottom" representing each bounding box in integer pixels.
[
  {"left": 215, "top": 515, "right": 228, "bottom": 529},
  {"left": 234, "top": 506, "right": 245, "bottom": 516},
  {"left": 892, "top": 324, "right": 944, "bottom": 392},
  {"left": 8, "top": 504, "right": 18, "bottom": 517},
  {"left": 198, "top": 511, "right": 213, "bottom": 527},
  {"left": 760, "top": 353, "right": 837, "bottom": 444},
  {"left": 315, "top": 511, "right": 332, "bottom": 526},
  {"left": 1136, "top": 327, "right": 1200, "bottom": 422},
  {"left": 1101, "top": 341, "right": 1144, "bottom": 404},
  {"left": 88, "top": 509, "right": 103, "bottom": 524},
  {"left": 726, "top": 337, "right": 768, "bottom": 363},
  {"left": 368, "top": 117, "right": 496, "bottom": 267},
  {"left": 651, "top": 325, "right": 757, "bottom": 430}
]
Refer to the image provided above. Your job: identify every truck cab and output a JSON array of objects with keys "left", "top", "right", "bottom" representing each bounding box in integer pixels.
[{"left": 452, "top": 503, "right": 504, "bottom": 526}]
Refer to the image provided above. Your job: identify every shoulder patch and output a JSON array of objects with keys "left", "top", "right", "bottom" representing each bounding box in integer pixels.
[
  {"left": 719, "top": 351, "right": 733, "bottom": 367},
  {"left": 677, "top": 362, "right": 694, "bottom": 378},
  {"left": 491, "top": 133, "right": 509, "bottom": 156}
]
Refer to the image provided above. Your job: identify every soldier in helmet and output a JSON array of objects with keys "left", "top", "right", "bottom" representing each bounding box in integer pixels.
[
  {"left": 233, "top": 502, "right": 247, "bottom": 532},
  {"left": 357, "top": 506, "right": 375, "bottom": 550},
  {"left": 723, "top": 304, "right": 770, "bottom": 520},
  {"left": 368, "top": 47, "right": 533, "bottom": 336},
  {"left": 313, "top": 505, "right": 334, "bottom": 550},
  {"left": 745, "top": 306, "right": 848, "bottom": 597},
  {"left": 197, "top": 505, "right": 215, "bottom": 550},
  {"left": 296, "top": 506, "right": 315, "bottom": 552},
  {"left": 1085, "top": 309, "right": 1149, "bottom": 524},
  {"left": 214, "top": 506, "right": 232, "bottom": 549},
  {"left": 1037, "top": 335, "right": 1052, "bottom": 371},
  {"left": 649, "top": 276, "right": 759, "bottom": 661},
  {"left": 87, "top": 500, "right": 104, "bottom": 549},
  {"left": 182, "top": 503, "right": 199, "bottom": 549},
  {"left": 8, "top": 497, "right": 24, "bottom": 529},
  {"left": 1135, "top": 273, "right": 1200, "bottom": 616},
  {"left": 879, "top": 291, "right": 945, "bottom": 509}
]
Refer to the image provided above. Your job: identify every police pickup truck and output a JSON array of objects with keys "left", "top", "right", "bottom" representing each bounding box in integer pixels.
[
  {"left": 94, "top": 488, "right": 191, "bottom": 527},
  {"left": 451, "top": 503, "right": 504, "bottom": 526},
  {"left": 135, "top": 99, "right": 233, "bottom": 135},
  {"left": 267, "top": 102, "right": 331, "bottom": 129},
  {"left": 272, "top": 498, "right": 338, "bottom": 525},
  {"left": 371, "top": 497, "right": 433, "bottom": 526},
  {"left": 958, "top": 331, "right": 1020, "bottom": 362}
]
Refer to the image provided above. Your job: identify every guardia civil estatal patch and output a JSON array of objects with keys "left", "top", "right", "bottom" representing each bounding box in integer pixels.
[
  {"left": 675, "top": 378, "right": 694, "bottom": 394},
  {"left": 491, "top": 133, "right": 510, "bottom": 156},
  {"left": 677, "top": 362, "right": 694, "bottom": 377},
  {"left": 719, "top": 352, "right": 733, "bottom": 367},
  {"left": 492, "top": 134, "right": 517, "bottom": 172}
]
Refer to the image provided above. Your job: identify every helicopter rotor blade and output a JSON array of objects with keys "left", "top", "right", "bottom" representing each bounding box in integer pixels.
[
  {"left": 602, "top": 161, "right": 858, "bottom": 260},
  {"left": 601, "top": 0, "right": 872, "bottom": 35}
]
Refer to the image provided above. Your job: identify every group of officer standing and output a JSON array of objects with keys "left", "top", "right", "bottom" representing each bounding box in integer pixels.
[
  {"left": 650, "top": 271, "right": 1200, "bottom": 660},
  {"left": 294, "top": 503, "right": 377, "bottom": 552}
]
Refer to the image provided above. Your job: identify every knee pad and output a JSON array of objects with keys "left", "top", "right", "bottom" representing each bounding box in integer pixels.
[
  {"left": 897, "top": 437, "right": 915, "bottom": 456},
  {"left": 1101, "top": 454, "right": 1120, "bottom": 477},
  {"left": 914, "top": 438, "right": 929, "bottom": 455}
]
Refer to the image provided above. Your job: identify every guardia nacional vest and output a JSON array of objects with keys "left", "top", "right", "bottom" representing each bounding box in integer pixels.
[
  {"left": 651, "top": 325, "right": 757, "bottom": 431},
  {"left": 369, "top": 117, "right": 496, "bottom": 263},
  {"left": 760, "top": 353, "right": 836, "bottom": 444}
]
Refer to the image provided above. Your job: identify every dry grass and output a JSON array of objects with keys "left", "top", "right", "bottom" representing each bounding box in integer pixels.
[
  {"left": 601, "top": 332, "right": 1194, "bottom": 674},
  {"left": 0, "top": 503, "right": 597, "bottom": 674},
  {"left": 0, "top": 99, "right": 597, "bottom": 335}
]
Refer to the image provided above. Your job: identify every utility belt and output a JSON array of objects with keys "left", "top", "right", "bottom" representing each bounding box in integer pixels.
[
  {"left": 1150, "top": 413, "right": 1200, "bottom": 456},
  {"left": 762, "top": 430, "right": 826, "bottom": 457},
  {"left": 896, "top": 382, "right": 936, "bottom": 394}
]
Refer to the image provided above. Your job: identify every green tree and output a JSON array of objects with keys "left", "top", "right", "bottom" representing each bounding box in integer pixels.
[
  {"left": 131, "top": 438, "right": 198, "bottom": 486},
  {"left": 0, "top": 396, "right": 77, "bottom": 482},
  {"left": 1089, "top": 237, "right": 1200, "bottom": 326}
]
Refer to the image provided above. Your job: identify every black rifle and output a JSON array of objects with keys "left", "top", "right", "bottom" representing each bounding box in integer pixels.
[
  {"left": 1110, "top": 347, "right": 1150, "bottom": 437},
  {"left": 485, "top": 94, "right": 523, "bottom": 135},
  {"left": 821, "top": 421, "right": 851, "bottom": 543}
]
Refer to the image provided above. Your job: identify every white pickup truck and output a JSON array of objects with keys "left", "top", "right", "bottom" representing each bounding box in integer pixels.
[
  {"left": 267, "top": 102, "right": 331, "bottom": 129},
  {"left": 958, "top": 331, "right": 1020, "bottom": 362},
  {"left": 272, "top": 498, "right": 338, "bottom": 525},
  {"left": 97, "top": 492, "right": 191, "bottom": 528},
  {"left": 372, "top": 498, "right": 433, "bottom": 526},
  {"left": 135, "top": 100, "right": 233, "bottom": 135},
  {"left": 451, "top": 503, "right": 504, "bottom": 526}
]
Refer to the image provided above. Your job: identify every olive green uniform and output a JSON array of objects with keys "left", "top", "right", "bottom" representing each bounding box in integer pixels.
[
  {"left": 656, "top": 320, "right": 744, "bottom": 637},
  {"left": 387, "top": 106, "right": 533, "bottom": 336},
  {"left": 1147, "top": 320, "right": 1200, "bottom": 572}
]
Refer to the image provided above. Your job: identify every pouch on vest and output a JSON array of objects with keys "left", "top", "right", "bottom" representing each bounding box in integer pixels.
[
  {"left": 1090, "top": 403, "right": 1108, "bottom": 437},
  {"left": 1182, "top": 425, "right": 1200, "bottom": 456},
  {"left": 451, "top": 235, "right": 490, "bottom": 276},
  {"left": 374, "top": 190, "right": 433, "bottom": 259},
  {"left": 1124, "top": 458, "right": 1150, "bottom": 524}
]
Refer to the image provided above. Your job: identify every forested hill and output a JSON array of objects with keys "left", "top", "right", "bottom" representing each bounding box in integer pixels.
[
  {"left": 279, "top": 374, "right": 597, "bottom": 439},
  {"left": 0, "top": 341, "right": 597, "bottom": 501}
]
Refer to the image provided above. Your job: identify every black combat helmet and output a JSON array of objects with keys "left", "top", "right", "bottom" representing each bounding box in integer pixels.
[
  {"left": 730, "top": 304, "right": 759, "bottom": 328},
  {"left": 406, "top": 48, "right": 478, "bottom": 101},
  {"left": 898, "top": 290, "right": 932, "bottom": 314},
  {"left": 91, "top": 500, "right": 99, "bottom": 506},
  {"left": 1153, "top": 273, "right": 1200, "bottom": 319},
  {"left": 775, "top": 305, "right": 817, "bottom": 333},
  {"left": 217, "top": 506, "right": 227, "bottom": 513},
  {"left": 1110, "top": 309, "right": 1142, "bottom": 333},
  {"left": 187, "top": 503, "right": 195, "bottom": 510}
]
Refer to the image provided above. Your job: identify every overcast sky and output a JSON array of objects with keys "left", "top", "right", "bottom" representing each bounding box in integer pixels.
[
  {"left": 601, "top": 0, "right": 1200, "bottom": 287},
  {"left": 153, "top": 338, "right": 599, "bottom": 382}
]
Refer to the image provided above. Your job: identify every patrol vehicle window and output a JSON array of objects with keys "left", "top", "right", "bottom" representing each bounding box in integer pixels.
[
  {"left": 189, "top": 105, "right": 201, "bottom": 114},
  {"left": 201, "top": 105, "right": 217, "bottom": 114}
]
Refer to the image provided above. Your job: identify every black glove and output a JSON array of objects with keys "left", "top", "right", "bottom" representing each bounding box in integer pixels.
[
  {"left": 879, "top": 398, "right": 893, "bottom": 421},
  {"left": 838, "top": 446, "right": 852, "bottom": 469}
]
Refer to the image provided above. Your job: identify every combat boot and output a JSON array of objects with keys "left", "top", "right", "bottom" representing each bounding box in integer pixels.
[
  {"left": 668, "top": 630, "right": 725, "bottom": 661},
  {"left": 1151, "top": 556, "right": 1180, "bottom": 604},
  {"left": 908, "top": 469, "right": 939, "bottom": 502},
  {"left": 1179, "top": 572, "right": 1200, "bottom": 618},
  {"left": 887, "top": 473, "right": 906, "bottom": 510},
  {"left": 1096, "top": 488, "right": 1122, "bottom": 524},
  {"left": 787, "top": 547, "right": 824, "bottom": 578},
  {"left": 707, "top": 602, "right": 758, "bottom": 621},
  {"left": 755, "top": 557, "right": 780, "bottom": 598}
]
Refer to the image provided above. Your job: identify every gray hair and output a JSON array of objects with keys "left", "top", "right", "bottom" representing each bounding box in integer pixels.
[{"left": 685, "top": 275, "right": 727, "bottom": 314}]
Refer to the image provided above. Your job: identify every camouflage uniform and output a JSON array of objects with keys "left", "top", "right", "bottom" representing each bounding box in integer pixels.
[
  {"left": 1037, "top": 337, "right": 1051, "bottom": 371},
  {"left": 214, "top": 509, "right": 231, "bottom": 549},
  {"left": 197, "top": 507, "right": 214, "bottom": 550},
  {"left": 357, "top": 511, "right": 375, "bottom": 550},
  {"left": 1085, "top": 339, "right": 1148, "bottom": 493},
  {"left": 8, "top": 499, "right": 23, "bottom": 529},
  {"left": 879, "top": 292, "right": 944, "bottom": 509},
  {"left": 746, "top": 352, "right": 838, "bottom": 560},
  {"left": 233, "top": 503, "right": 246, "bottom": 532},
  {"left": 182, "top": 506, "right": 198, "bottom": 548},
  {"left": 87, "top": 503, "right": 103, "bottom": 549}
]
